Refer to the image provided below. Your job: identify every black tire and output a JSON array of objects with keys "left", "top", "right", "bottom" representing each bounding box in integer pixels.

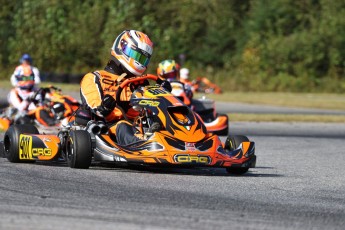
[
  {"left": 224, "top": 135, "right": 250, "bottom": 175},
  {"left": 224, "top": 135, "right": 249, "bottom": 151},
  {"left": 0, "top": 141, "right": 5, "bottom": 158},
  {"left": 66, "top": 130, "right": 92, "bottom": 169},
  {"left": 4, "top": 124, "right": 39, "bottom": 163}
]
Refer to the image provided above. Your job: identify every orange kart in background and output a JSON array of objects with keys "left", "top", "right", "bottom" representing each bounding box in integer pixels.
[
  {"left": 192, "top": 77, "right": 222, "bottom": 94},
  {"left": 0, "top": 86, "right": 80, "bottom": 131},
  {"left": 2, "top": 75, "right": 256, "bottom": 174},
  {"left": 170, "top": 80, "right": 229, "bottom": 135},
  {"left": 43, "top": 85, "right": 80, "bottom": 124}
]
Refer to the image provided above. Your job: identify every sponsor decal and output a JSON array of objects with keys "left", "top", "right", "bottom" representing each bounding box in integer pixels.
[
  {"left": 139, "top": 100, "right": 160, "bottom": 107},
  {"left": 19, "top": 135, "right": 32, "bottom": 160},
  {"left": 185, "top": 142, "right": 196, "bottom": 151},
  {"left": 174, "top": 154, "right": 211, "bottom": 164},
  {"left": 19, "top": 135, "right": 53, "bottom": 159},
  {"left": 32, "top": 148, "right": 52, "bottom": 157}
]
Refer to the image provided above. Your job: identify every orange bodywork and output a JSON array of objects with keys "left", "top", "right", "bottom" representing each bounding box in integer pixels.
[
  {"left": 203, "top": 114, "right": 229, "bottom": 133},
  {"left": 94, "top": 131, "right": 254, "bottom": 167},
  {"left": 0, "top": 118, "right": 11, "bottom": 131},
  {"left": 18, "top": 134, "right": 61, "bottom": 161}
]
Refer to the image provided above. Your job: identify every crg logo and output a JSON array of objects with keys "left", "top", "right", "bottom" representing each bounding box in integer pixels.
[{"left": 174, "top": 154, "right": 211, "bottom": 164}]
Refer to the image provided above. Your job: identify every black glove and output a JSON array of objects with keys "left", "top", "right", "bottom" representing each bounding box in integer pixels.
[
  {"left": 130, "top": 79, "right": 150, "bottom": 92},
  {"left": 161, "top": 80, "right": 172, "bottom": 92},
  {"left": 97, "top": 94, "right": 116, "bottom": 116}
]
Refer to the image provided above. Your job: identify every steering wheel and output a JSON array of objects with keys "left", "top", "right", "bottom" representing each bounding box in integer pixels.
[
  {"left": 115, "top": 74, "right": 162, "bottom": 121},
  {"left": 30, "top": 87, "right": 47, "bottom": 104}
]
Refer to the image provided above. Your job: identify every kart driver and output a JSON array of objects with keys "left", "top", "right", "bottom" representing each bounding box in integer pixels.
[
  {"left": 80, "top": 30, "right": 170, "bottom": 145},
  {"left": 8, "top": 73, "right": 57, "bottom": 126},
  {"left": 157, "top": 59, "right": 193, "bottom": 105},
  {"left": 10, "top": 54, "right": 41, "bottom": 87},
  {"left": 179, "top": 67, "right": 198, "bottom": 92}
]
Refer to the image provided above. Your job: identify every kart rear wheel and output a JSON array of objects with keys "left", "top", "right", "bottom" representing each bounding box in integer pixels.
[
  {"left": 224, "top": 135, "right": 250, "bottom": 175},
  {"left": 0, "top": 141, "right": 4, "bottom": 158},
  {"left": 4, "top": 124, "right": 39, "bottom": 163},
  {"left": 66, "top": 130, "right": 92, "bottom": 169}
]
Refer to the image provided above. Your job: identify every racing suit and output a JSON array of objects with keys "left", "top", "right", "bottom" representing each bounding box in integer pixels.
[
  {"left": 10, "top": 64, "right": 41, "bottom": 87},
  {"left": 80, "top": 70, "right": 143, "bottom": 145}
]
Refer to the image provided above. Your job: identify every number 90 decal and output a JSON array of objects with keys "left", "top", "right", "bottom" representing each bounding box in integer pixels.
[{"left": 19, "top": 135, "right": 52, "bottom": 160}]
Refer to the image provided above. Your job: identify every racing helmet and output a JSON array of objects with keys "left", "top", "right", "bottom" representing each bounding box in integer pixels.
[
  {"left": 20, "top": 53, "right": 33, "bottom": 64},
  {"left": 157, "top": 59, "right": 178, "bottom": 80},
  {"left": 111, "top": 30, "right": 153, "bottom": 76},
  {"left": 180, "top": 68, "right": 189, "bottom": 80}
]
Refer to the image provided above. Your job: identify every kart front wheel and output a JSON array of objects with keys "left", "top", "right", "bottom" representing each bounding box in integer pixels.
[
  {"left": 66, "top": 130, "right": 92, "bottom": 169},
  {"left": 224, "top": 135, "right": 250, "bottom": 175},
  {"left": 4, "top": 124, "right": 39, "bottom": 163}
]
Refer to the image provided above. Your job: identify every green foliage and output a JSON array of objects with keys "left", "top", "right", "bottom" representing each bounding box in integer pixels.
[{"left": 0, "top": 0, "right": 343, "bottom": 92}]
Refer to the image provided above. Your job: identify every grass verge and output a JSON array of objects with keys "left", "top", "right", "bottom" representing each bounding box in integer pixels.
[
  {"left": 201, "top": 92, "right": 345, "bottom": 111},
  {"left": 229, "top": 113, "right": 345, "bottom": 123}
]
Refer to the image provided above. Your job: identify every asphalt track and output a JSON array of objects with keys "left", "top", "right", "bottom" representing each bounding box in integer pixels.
[{"left": 0, "top": 120, "right": 344, "bottom": 230}]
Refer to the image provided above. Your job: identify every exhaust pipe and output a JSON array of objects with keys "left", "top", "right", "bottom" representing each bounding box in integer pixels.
[
  {"left": 87, "top": 123, "right": 101, "bottom": 135},
  {"left": 86, "top": 121, "right": 109, "bottom": 135},
  {"left": 98, "top": 123, "right": 109, "bottom": 134}
]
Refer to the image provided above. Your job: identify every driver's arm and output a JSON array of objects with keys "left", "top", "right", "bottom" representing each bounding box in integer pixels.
[
  {"left": 80, "top": 72, "right": 121, "bottom": 121},
  {"left": 80, "top": 72, "right": 103, "bottom": 112}
]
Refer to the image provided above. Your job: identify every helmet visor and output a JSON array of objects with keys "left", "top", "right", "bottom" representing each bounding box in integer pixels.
[{"left": 122, "top": 43, "right": 150, "bottom": 67}]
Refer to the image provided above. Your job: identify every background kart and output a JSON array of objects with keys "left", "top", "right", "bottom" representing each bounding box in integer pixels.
[
  {"left": 170, "top": 80, "right": 229, "bottom": 135},
  {"left": 0, "top": 85, "right": 79, "bottom": 131},
  {"left": 192, "top": 77, "right": 222, "bottom": 94},
  {"left": 1, "top": 75, "right": 256, "bottom": 174}
]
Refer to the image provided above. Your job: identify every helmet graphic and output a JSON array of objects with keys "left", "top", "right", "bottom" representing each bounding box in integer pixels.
[
  {"left": 111, "top": 30, "right": 153, "bottom": 75},
  {"left": 180, "top": 68, "right": 189, "bottom": 80},
  {"left": 157, "top": 59, "right": 178, "bottom": 80}
]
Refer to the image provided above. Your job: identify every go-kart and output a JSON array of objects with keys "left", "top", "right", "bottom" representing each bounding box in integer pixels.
[
  {"left": 0, "top": 85, "right": 80, "bottom": 131},
  {"left": 170, "top": 80, "right": 229, "bottom": 135},
  {"left": 2, "top": 74, "right": 256, "bottom": 174},
  {"left": 192, "top": 77, "right": 222, "bottom": 94}
]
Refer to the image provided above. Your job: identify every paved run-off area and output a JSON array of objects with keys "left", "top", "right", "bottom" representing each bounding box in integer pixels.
[{"left": 0, "top": 122, "right": 344, "bottom": 230}]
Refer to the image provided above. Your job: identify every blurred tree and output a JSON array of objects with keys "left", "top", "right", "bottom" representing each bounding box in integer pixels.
[{"left": 0, "top": 0, "right": 343, "bottom": 92}]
